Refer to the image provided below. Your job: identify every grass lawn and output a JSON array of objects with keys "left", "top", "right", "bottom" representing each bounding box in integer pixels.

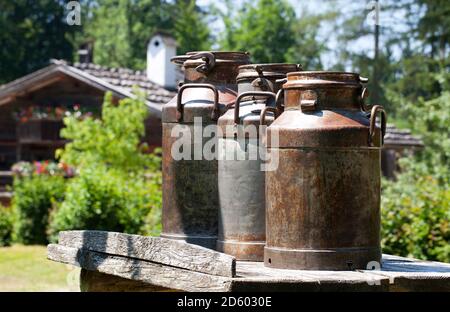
[{"left": 0, "top": 245, "right": 80, "bottom": 292}]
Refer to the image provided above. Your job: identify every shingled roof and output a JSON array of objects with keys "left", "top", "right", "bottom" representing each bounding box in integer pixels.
[
  {"left": 72, "top": 62, "right": 175, "bottom": 105},
  {"left": 0, "top": 60, "right": 176, "bottom": 117},
  {"left": 384, "top": 124, "right": 424, "bottom": 149}
]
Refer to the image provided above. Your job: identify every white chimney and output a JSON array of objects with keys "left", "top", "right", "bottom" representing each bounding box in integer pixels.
[{"left": 147, "top": 33, "right": 177, "bottom": 89}]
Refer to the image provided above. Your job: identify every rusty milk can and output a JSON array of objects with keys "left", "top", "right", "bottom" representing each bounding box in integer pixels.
[
  {"left": 161, "top": 51, "right": 250, "bottom": 249},
  {"left": 263, "top": 71, "right": 386, "bottom": 270},
  {"left": 216, "top": 63, "right": 300, "bottom": 260}
]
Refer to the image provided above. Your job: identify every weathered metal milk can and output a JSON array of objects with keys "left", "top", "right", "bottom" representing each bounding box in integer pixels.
[
  {"left": 161, "top": 51, "right": 250, "bottom": 249},
  {"left": 263, "top": 71, "right": 386, "bottom": 270},
  {"left": 217, "top": 64, "right": 300, "bottom": 260}
]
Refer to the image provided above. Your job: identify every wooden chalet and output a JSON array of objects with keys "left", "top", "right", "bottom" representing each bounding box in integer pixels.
[{"left": 0, "top": 59, "right": 175, "bottom": 170}]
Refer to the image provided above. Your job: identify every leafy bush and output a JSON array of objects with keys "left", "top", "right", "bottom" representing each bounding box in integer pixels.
[
  {"left": 48, "top": 168, "right": 161, "bottom": 242},
  {"left": 12, "top": 174, "right": 66, "bottom": 244},
  {"left": 0, "top": 205, "right": 13, "bottom": 247},
  {"left": 49, "top": 91, "right": 162, "bottom": 240},
  {"left": 381, "top": 162, "right": 450, "bottom": 262},
  {"left": 382, "top": 74, "right": 450, "bottom": 262}
]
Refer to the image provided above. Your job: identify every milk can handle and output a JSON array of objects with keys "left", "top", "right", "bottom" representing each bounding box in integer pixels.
[
  {"left": 234, "top": 91, "right": 276, "bottom": 124},
  {"left": 359, "top": 76, "right": 369, "bottom": 111},
  {"left": 251, "top": 66, "right": 273, "bottom": 92},
  {"left": 369, "top": 105, "right": 387, "bottom": 146},
  {"left": 251, "top": 77, "right": 273, "bottom": 92},
  {"left": 360, "top": 87, "right": 370, "bottom": 111},
  {"left": 177, "top": 83, "right": 219, "bottom": 122},
  {"left": 275, "top": 88, "right": 285, "bottom": 113},
  {"left": 259, "top": 107, "right": 280, "bottom": 126},
  {"left": 170, "top": 52, "right": 216, "bottom": 73}
]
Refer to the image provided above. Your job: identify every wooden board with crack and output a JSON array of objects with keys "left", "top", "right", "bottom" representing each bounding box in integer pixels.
[{"left": 47, "top": 230, "right": 450, "bottom": 292}]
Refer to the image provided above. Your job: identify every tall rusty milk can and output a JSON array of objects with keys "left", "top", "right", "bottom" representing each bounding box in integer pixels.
[
  {"left": 161, "top": 51, "right": 250, "bottom": 249},
  {"left": 263, "top": 71, "right": 386, "bottom": 270},
  {"left": 217, "top": 64, "right": 300, "bottom": 260}
]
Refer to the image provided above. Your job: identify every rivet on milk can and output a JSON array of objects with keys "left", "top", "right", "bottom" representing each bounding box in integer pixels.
[
  {"left": 161, "top": 51, "right": 250, "bottom": 249},
  {"left": 216, "top": 63, "right": 300, "bottom": 260},
  {"left": 263, "top": 71, "right": 386, "bottom": 270}
]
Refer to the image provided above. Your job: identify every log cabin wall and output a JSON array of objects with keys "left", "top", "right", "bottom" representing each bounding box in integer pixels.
[{"left": 0, "top": 102, "right": 17, "bottom": 169}]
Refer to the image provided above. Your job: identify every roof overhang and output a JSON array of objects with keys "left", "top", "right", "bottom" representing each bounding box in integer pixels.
[{"left": 0, "top": 63, "right": 163, "bottom": 118}]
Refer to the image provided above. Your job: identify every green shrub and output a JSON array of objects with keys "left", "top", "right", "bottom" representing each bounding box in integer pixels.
[
  {"left": 140, "top": 172, "right": 162, "bottom": 237},
  {"left": 12, "top": 174, "right": 65, "bottom": 244},
  {"left": 48, "top": 91, "right": 162, "bottom": 241},
  {"left": 48, "top": 167, "right": 162, "bottom": 242},
  {"left": 381, "top": 75, "right": 450, "bottom": 262},
  {"left": 0, "top": 205, "right": 13, "bottom": 247},
  {"left": 381, "top": 159, "right": 450, "bottom": 262}
]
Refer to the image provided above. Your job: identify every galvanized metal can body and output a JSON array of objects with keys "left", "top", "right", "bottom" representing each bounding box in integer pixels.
[
  {"left": 217, "top": 64, "right": 299, "bottom": 260},
  {"left": 161, "top": 52, "right": 250, "bottom": 249},
  {"left": 264, "top": 71, "right": 386, "bottom": 270}
]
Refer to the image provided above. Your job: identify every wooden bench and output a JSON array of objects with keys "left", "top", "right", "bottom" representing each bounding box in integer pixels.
[{"left": 47, "top": 230, "right": 450, "bottom": 292}]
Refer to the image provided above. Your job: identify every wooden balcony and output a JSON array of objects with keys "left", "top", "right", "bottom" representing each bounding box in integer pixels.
[{"left": 16, "top": 119, "right": 64, "bottom": 144}]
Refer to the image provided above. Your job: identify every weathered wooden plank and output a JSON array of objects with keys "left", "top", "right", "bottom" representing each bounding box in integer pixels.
[
  {"left": 382, "top": 254, "right": 450, "bottom": 272},
  {"left": 358, "top": 254, "right": 450, "bottom": 291},
  {"left": 48, "top": 244, "right": 232, "bottom": 292},
  {"left": 57, "top": 230, "right": 235, "bottom": 278},
  {"left": 48, "top": 233, "right": 450, "bottom": 292},
  {"left": 79, "top": 269, "right": 173, "bottom": 292},
  {"left": 234, "top": 261, "right": 390, "bottom": 291}
]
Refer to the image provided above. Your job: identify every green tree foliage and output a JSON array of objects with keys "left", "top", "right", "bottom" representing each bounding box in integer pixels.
[
  {"left": 331, "top": 0, "right": 450, "bottom": 110},
  {"left": 85, "top": 0, "right": 173, "bottom": 69},
  {"left": 387, "top": 0, "right": 449, "bottom": 106},
  {"left": 0, "top": 0, "right": 80, "bottom": 83},
  {"left": 86, "top": 0, "right": 211, "bottom": 68},
  {"left": 86, "top": 0, "right": 133, "bottom": 68},
  {"left": 174, "top": 0, "right": 211, "bottom": 55},
  {"left": 56, "top": 92, "right": 160, "bottom": 172},
  {"left": 285, "top": 10, "right": 336, "bottom": 70},
  {"left": 218, "top": 0, "right": 296, "bottom": 63},
  {"left": 127, "top": 0, "right": 174, "bottom": 68},
  {"left": 49, "top": 92, "right": 162, "bottom": 240}
]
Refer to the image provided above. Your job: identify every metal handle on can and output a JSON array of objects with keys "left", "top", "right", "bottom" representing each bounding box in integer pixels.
[
  {"left": 369, "top": 105, "right": 387, "bottom": 146},
  {"left": 251, "top": 77, "right": 273, "bottom": 91},
  {"left": 177, "top": 83, "right": 219, "bottom": 122},
  {"left": 170, "top": 52, "right": 216, "bottom": 73},
  {"left": 170, "top": 55, "right": 190, "bottom": 65},
  {"left": 358, "top": 76, "right": 369, "bottom": 111},
  {"left": 275, "top": 88, "right": 285, "bottom": 113},
  {"left": 251, "top": 65, "right": 274, "bottom": 92},
  {"left": 360, "top": 87, "right": 370, "bottom": 111},
  {"left": 234, "top": 91, "right": 276, "bottom": 124},
  {"left": 259, "top": 107, "right": 280, "bottom": 126},
  {"left": 276, "top": 78, "right": 288, "bottom": 84}
]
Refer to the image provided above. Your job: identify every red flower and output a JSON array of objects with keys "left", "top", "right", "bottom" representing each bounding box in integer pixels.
[{"left": 34, "top": 161, "right": 43, "bottom": 174}]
